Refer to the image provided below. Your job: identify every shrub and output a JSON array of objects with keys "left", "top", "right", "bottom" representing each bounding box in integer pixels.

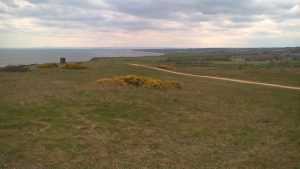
[
  {"left": 62, "top": 62, "right": 87, "bottom": 69},
  {"left": 38, "top": 63, "right": 58, "bottom": 68},
  {"left": 2, "top": 65, "right": 29, "bottom": 72},
  {"left": 96, "top": 75, "right": 181, "bottom": 89},
  {"left": 157, "top": 64, "right": 174, "bottom": 70}
]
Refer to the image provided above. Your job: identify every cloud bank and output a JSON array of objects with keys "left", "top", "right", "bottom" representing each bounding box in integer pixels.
[{"left": 0, "top": 0, "right": 300, "bottom": 47}]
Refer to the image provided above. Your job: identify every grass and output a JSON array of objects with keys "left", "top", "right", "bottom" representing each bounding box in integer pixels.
[
  {"left": 1, "top": 65, "right": 29, "bottom": 72},
  {"left": 157, "top": 64, "right": 174, "bottom": 70},
  {"left": 0, "top": 56, "right": 299, "bottom": 168},
  {"left": 174, "top": 65, "right": 300, "bottom": 87},
  {"left": 38, "top": 63, "right": 59, "bottom": 69},
  {"left": 62, "top": 62, "right": 88, "bottom": 69},
  {"left": 136, "top": 56, "right": 300, "bottom": 86}
]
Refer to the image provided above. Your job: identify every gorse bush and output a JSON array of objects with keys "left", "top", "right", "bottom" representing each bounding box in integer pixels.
[
  {"left": 62, "top": 62, "right": 87, "bottom": 69},
  {"left": 157, "top": 64, "right": 174, "bottom": 70},
  {"left": 38, "top": 63, "right": 58, "bottom": 68},
  {"left": 2, "top": 65, "right": 29, "bottom": 72},
  {"left": 96, "top": 75, "right": 181, "bottom": 89}
]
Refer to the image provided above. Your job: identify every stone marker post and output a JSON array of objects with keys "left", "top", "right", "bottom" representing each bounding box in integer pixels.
[{"left": 60, "top": 58, "right": 66, "bottom": 64}]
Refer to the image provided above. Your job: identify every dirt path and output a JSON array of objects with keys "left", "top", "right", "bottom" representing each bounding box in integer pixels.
[{"left": 129, "top": 63, "right": 300, "bottom": 91}]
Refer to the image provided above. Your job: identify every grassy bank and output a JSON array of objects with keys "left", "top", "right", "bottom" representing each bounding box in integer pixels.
[{"left": 0, "top": 56, "right": 299, "bottom": 168}]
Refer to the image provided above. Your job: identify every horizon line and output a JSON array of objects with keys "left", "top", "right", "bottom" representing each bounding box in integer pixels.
[{"left": 0, "top": 46, "right": 299, "bottom": 49}]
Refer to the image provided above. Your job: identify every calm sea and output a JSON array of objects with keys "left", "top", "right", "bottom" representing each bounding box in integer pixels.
[{"left": 0, "top": 48, "right": 161, "bottom": 67}]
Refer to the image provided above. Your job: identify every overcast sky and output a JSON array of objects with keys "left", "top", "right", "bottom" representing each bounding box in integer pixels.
[{"left": 0, "top": 0, "right": 300, "bottom": 48}]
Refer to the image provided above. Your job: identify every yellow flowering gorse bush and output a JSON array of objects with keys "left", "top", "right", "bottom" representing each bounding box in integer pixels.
[{"left": 96, "top": 75, "right": 181, "bottom": 89}]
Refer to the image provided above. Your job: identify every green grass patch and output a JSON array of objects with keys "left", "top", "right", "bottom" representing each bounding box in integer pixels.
[
  {"left": 83, "top": 102, "right": 141, "bottom": 124},
  {"left": 189, "top": 130, "right": 209, "bottom": 137}
]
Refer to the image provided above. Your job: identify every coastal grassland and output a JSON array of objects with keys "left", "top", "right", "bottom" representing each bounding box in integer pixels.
[
  {"left": 162, "top": 51, "right": 300, "bottom": 87},
  {"left": 129, "top": 55, "right": 300, "bottom": 87},
  {"left": 0, "top": 58, "right": 299, "bottom": 169}
]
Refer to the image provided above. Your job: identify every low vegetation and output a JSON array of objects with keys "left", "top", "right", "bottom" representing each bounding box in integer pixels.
[
  {"left": 38, "top": 63, "right": 59, "bottom": 68},
  {"left": 157, "top": 64, "right": 174, "bottom": 70},
  {"left": 97, "top": 75, "right": 181, "bottom": 89},
  {"left": 1, "top": 65, "right": 29, "bottom": 72},
  {"left": 62, "top": 62, "right": 87, "bottom": 69}
]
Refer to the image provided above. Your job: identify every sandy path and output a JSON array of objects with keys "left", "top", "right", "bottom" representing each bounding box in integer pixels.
[{"left": 129, "top": 63, "right": 300, "bottom": 91}]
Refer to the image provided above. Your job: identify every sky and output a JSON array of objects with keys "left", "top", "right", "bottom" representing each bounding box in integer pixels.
[{"left": 0, "top": 0, "right": 300, "bottom": 48}]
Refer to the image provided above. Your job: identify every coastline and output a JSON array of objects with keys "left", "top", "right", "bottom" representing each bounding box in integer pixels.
[{"left": 0, "top": 48, "right": 162, "bottom": 67}]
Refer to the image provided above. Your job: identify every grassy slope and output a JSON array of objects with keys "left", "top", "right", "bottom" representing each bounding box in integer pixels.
[{"left": 0, "top": 58, "right": 299, "bottom": 169}]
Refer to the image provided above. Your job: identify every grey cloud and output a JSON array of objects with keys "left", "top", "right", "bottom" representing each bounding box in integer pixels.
[
  {"left": 35, "top": 14, "right": 179, "bottom": 32},
  {"left": 1, "top": 0, "right": 300, "bottom": 33},
  {"left": 26, "top": 0, "right": 48, "bottom": 4},
  {"left": 104, "top": 0, "right": 299, "bottom": 24},
  {"left": 18, "top": 5, "right": 106, "bottom": 21},
  {"left": 27, "top": 0, "right": 108, "bottom": 10},
  {"left": 0, "top": 6, "right": 6, "bottom": 14},
  {"left": 1, "top": 0, "right": 19, "bottom": 8},
  {"left": 105, "top": 0, "right": 263, "bottom": 19}
]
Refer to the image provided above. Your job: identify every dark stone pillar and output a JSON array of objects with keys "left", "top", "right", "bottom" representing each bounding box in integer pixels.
[{"left": 60, "top": 58, "right": 66, "bottom": 64}]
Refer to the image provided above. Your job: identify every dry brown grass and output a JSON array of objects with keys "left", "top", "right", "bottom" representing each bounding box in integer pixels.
[
  {"left": 38, "top": 63, "right": 59, "bottom": 68},
  {"left": 157, "top": 64, "right": 174, "bottom": 70},
  {"left": 62, "top": 62, "right": 88, "bottom": 69},
  {"left": 1, "top": 65, "right": 29, "bottom": 72}
]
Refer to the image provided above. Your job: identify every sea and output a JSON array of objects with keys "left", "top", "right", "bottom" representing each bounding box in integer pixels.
[{"left": 0, "top": 48, "right": 162, "bottom": 67}]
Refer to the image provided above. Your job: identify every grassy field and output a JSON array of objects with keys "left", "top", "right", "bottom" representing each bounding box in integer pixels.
[
  {"left": 0, "top": 56, "right": 300, "bottom": 168},
  {"left": 136, "top": 56, "right": 300, "bottom": 87}
]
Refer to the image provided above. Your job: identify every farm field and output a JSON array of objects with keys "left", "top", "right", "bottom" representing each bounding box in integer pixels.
[{"left": 0, "top": 55, "right": 300, "bottom": 169}]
